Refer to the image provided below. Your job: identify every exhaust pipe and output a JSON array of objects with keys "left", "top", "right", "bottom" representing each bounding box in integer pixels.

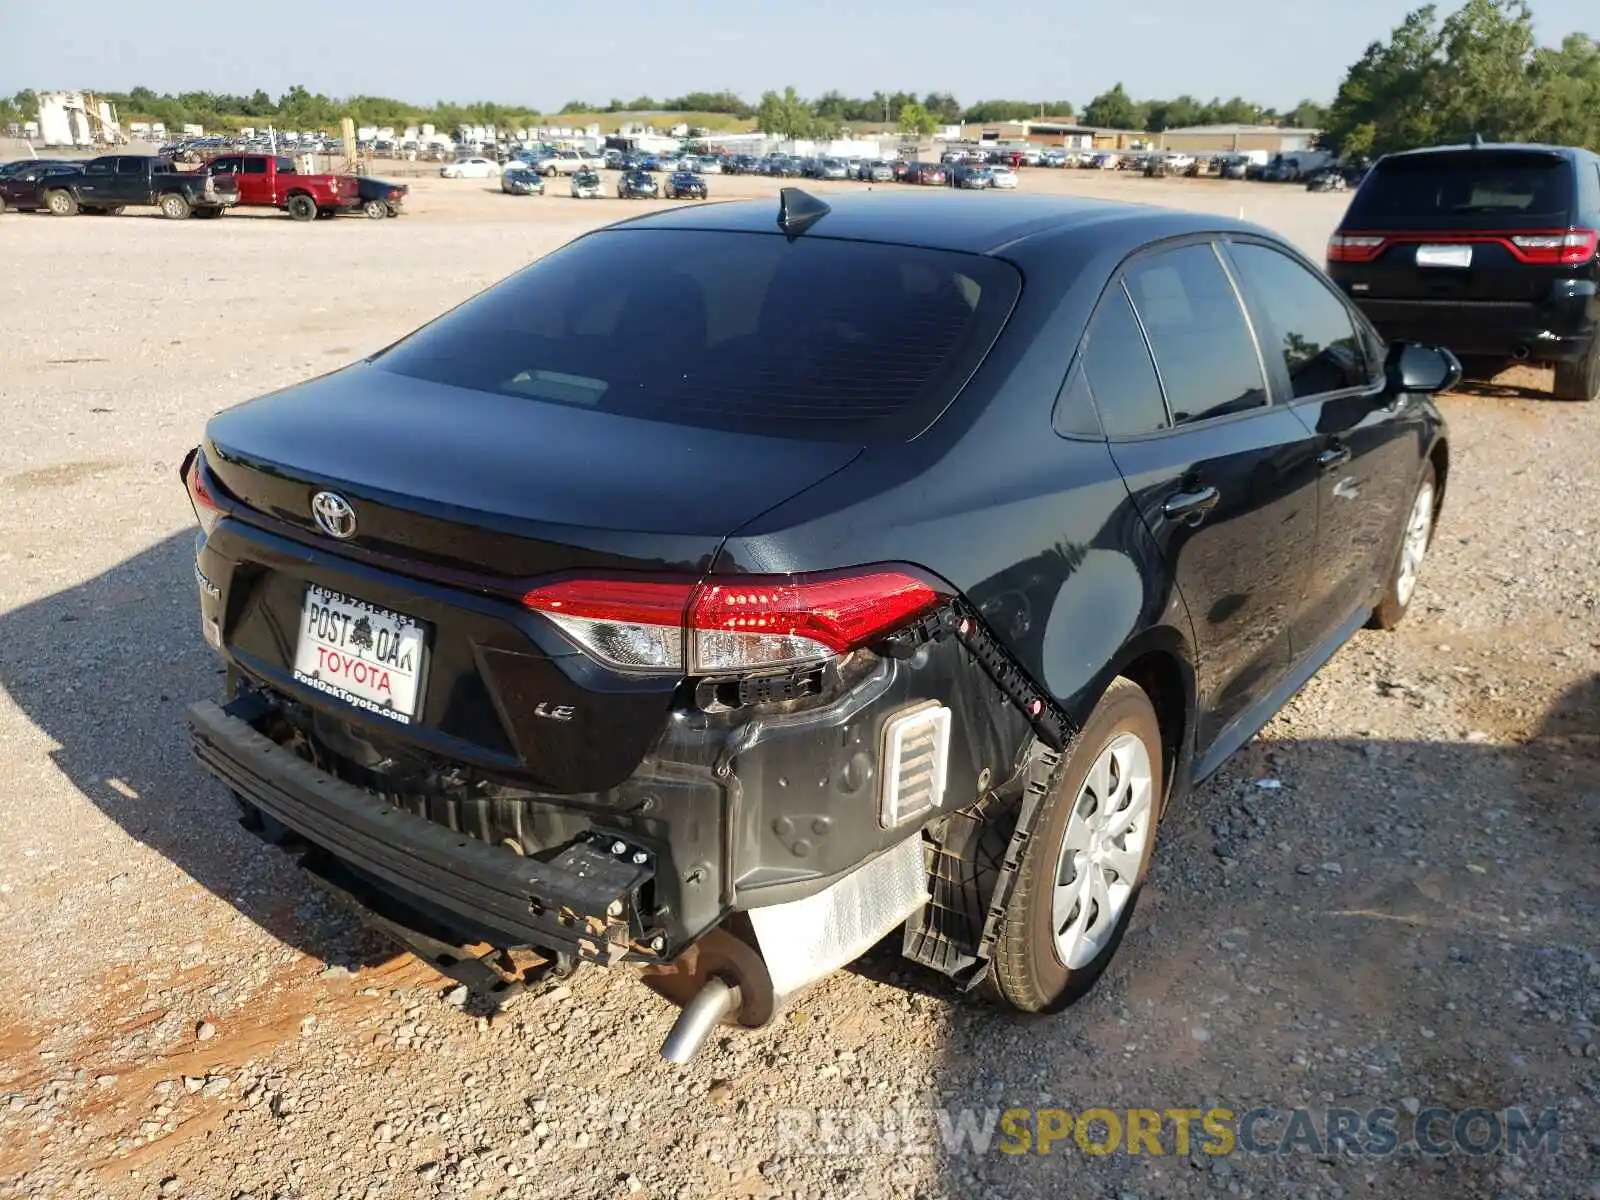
[
  {"left": 660, "top": 977, "right": 741, "bottom": 1064},
  {"left": 1511, "top": 345, "right": 1531, "bottom": 361}
]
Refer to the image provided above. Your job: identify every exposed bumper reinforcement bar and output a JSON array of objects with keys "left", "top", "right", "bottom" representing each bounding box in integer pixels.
[{"left": 186, "top": 699, "right": 651, "bottom": 962}]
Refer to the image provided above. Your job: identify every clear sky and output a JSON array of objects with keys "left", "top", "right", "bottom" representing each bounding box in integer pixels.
[{"left": 0, "top": 0, "right": 1592, "bottom": 112}]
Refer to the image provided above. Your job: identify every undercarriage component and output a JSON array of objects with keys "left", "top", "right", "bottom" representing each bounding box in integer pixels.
[
  {"left": 638, "top": 925, "right": 776, "bottom": 1028},
  {"left": 303, "top": 853, "right": 578, "bottom": 1007},
  {"left": 660, "top": 979, "right": 742, "bottom": 1063}
]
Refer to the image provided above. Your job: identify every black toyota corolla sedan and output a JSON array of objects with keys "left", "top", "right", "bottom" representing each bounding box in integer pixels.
[{"left": 183, "top": 190, "right": 1453, "bottom": 1061}]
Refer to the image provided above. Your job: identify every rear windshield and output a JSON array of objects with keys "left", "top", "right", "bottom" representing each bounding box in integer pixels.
[
  {"left": 1347, "top": 151, "right": 1573, "bottom": 226},
  {"left": 375, "top": 229, "right": 1020, "bottom": 441}
]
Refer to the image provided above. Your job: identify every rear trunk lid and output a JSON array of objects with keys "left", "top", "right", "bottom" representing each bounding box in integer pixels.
[
  {"left": 203, "top": 363, "right": 862, "bottom": 580},
  {"left": 200, "top": 367, "right": 861, "bottom": 794},
  {"left": 1335, "top": 149, "right": 1582, "bottom": 302}
]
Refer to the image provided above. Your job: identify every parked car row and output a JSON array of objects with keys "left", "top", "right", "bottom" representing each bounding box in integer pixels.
[
  {"left": 0, "top": 154, "right": 406, "bottom": 221},
  {"left": 497, "top": 164, "right": 708, "bottom": 202}
]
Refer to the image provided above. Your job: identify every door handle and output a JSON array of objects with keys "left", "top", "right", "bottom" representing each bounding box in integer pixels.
[
  {"left": 1161, "top": 485, "right": 1221, "bottom": 526},
  {"left": 1318, "top": 443, "right": 1353, "bottom": 470}
]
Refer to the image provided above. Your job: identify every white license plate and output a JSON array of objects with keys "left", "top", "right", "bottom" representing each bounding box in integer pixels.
[
  {"left": 1416, "top": 244, "right": 1473, "bottom": 268},
  {"left": 292, "top": 584, "right": 427, "bottom": 723}
]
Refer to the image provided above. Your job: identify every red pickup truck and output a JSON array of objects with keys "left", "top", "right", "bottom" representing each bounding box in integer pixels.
[{"left": 203, "top": 153, "right": 360, "bottom": 221}]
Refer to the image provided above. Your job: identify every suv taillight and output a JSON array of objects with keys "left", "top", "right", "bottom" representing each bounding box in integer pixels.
[
  {"left": 524, "top": 570, "right": 943, "bottom": 676},
  {"left": 1327, "top": 233, "right": 1387, "bottom": 263},
  {"left": 181, "top": 449, "right": 224, "bottom": 537},
  {"left": 1506, "top": 229, "right": 1600, "bottom": 266}
]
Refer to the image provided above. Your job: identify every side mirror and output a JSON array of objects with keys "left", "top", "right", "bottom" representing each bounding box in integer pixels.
[{"left": 1385, "top": 342, "right": 1461, "bottom": 395}]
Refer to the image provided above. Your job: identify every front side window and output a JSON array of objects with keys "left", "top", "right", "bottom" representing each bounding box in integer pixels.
[
  {"left": 242, "top": 158, "right": 268, "bottom": 175},
  {"left": 276, "top": 157, "right": 297, "bottom": 174},
  {"left": 1229, "top": 243, "right": 1370, "bottom": 398},
  {"left": 85, "top": 159, "right": 113, "bottom": 177},
  {"left": 1123, "top": 243, "right": 1266, "bottom": 425}
]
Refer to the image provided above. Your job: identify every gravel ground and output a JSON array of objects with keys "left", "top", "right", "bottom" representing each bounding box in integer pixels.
[{"left": 0, "top": 170, "right": 1596, "bottom": 1200}]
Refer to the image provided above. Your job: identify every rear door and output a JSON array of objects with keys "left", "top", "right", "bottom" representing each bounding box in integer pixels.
[
  {"left": 1225, "top": 238, "right": 1422, "bottom": 654},
  {"left": 1091, "top": 240, "right": 1321, "bottom": 751}
]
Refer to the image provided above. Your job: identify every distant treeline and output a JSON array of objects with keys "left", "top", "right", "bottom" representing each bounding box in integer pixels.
[{"left": 0, "top": 84, "right": 1324, "bottom": 137}]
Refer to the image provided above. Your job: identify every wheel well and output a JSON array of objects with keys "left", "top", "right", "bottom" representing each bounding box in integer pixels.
[{"left": 1119, "top": 652, "right": 1189, "bottom": 805}]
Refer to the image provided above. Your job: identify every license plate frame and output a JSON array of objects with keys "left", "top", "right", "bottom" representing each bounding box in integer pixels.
[
  {"left": 291, "top": 584, "right": 429, "bottom": 724},
  {"left": 1415, "top": 244, "right": 1474, "bottom": 269}
]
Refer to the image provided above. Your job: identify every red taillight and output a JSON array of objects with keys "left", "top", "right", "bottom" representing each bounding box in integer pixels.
[
  {"left": 1506, "top": 229, "right": 1599, "bottom": 266},
  {"left": 523, "top": 570, "right": 943, "bottom": 676},
  {"left": 1328, "top": 233, "right": 1387, "bottom": 263},
  {"left": 183, "top": 450, "right": 223, "bottom": 537}
]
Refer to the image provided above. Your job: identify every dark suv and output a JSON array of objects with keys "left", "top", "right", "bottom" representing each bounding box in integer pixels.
[
  {"left": 184, "top": 191, "right": 1453, "bottom": 1063},
  {"left": 1327, "top": 142, "right": 1600, "bottom": 401}
]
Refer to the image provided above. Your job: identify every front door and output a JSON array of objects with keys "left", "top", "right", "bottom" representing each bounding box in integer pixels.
[
  {"left": 1223, "top": 238, "right": 1426, "bottom": 653},
  {"left": 76, "top": 157, "right": 115, "bottom": 205},
  {"left": 1087, "top": 240, "right": 1321, "bottom": 752}
]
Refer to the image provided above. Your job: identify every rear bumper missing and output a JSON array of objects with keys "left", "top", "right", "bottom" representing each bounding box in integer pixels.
[{"left": 187, "top": 698, "right": 651, "bottom": 963}]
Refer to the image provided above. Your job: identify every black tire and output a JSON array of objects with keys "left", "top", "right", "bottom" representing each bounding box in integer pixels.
[
  {"left": 1369, "top": 461, "right": 1438, "bottom": 630},
  {"left": 1552, "top": 344, "right": 1600, "bottom": 403},
  {"left": 159, "top": 193, "right": 191, "bottom": 220},
  {"left": 544, "top": 165, "right": 557, "bottom": 177},
  {"left": 362, "top": 198, "right": 388, "bottom": 219},
  {"left": 988, "top": 678, "right": 1164, "bottom": 1013},
  {"left": 46, "top": 189, "right": 78, "bottom": 216},
  {"left": 286, "top": 194, "right": 316, "bottom": 222}
]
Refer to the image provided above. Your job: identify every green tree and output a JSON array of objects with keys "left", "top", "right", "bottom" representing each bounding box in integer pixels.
[
  {"left": 1319, "top": 0, "right": 1551, "bottom": 156},
  {"left": 755, "top": 87, "right": 819, "bottom": 138},
  {"left": 1288, "top": 98, "right": 1330, "bottom": 128},
  {"left": 1083, "top": 83, "right": 1143, "bottom": 129},
  {"left": 897, "top": 101, "right": 937, "bottom": 138},
  {"left": 1145, "top": 95, "right": 1204, "bottom": 130},
  {"left": 1529, "top": 33, "right": 1600, "bottom": 147},
  {"left": 922, "top": 91, "right": 962, "bottom": 124}
]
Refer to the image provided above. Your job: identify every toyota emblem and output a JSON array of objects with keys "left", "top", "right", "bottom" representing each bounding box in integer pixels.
[{"left": 311, "top": 491, "right": 358, "bottom": 540}]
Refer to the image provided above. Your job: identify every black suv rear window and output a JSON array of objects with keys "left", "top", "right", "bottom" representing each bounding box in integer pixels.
[
  {"left": 375, "top": 229, "right": 1020, "bottom": 441},
  {"left": 1347, "top": 151, "right": 1573, "bottom": 226}
]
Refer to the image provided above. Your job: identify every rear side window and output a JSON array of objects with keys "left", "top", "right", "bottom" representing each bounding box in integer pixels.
[
  {"left": 1079, "top": 285, "right": 1168, "bottom": 437},
  {"left": 1228, "top": 243, "right": 1371, "bottom": 398},
  {"left": 1123, "top": 244, "right": 1267, "bottom": 425},
  {"left": 377, "top": 229, "right": 1021, "bottom": 442},
  {"left": 1347, "top": 152, "right": 1573, "bottom": 225}
]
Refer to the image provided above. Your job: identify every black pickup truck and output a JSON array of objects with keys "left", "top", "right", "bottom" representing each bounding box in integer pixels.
[{"left": 37, "top": 155, "right": 239, "bottom": 219}]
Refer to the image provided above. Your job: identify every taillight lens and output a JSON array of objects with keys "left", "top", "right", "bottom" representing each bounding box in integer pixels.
[
  {"left": 182, "top": 449, "right": 224, "bottom": 537},
  {"left": 1507, "top": 229, "right": 1599, "bottom": 266},
  {"left": 1327, "top": 233, "right": 1387, "bottom": 263},
  {"left": 523, "top": 570, "right": 943, "bottom": 676}
]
